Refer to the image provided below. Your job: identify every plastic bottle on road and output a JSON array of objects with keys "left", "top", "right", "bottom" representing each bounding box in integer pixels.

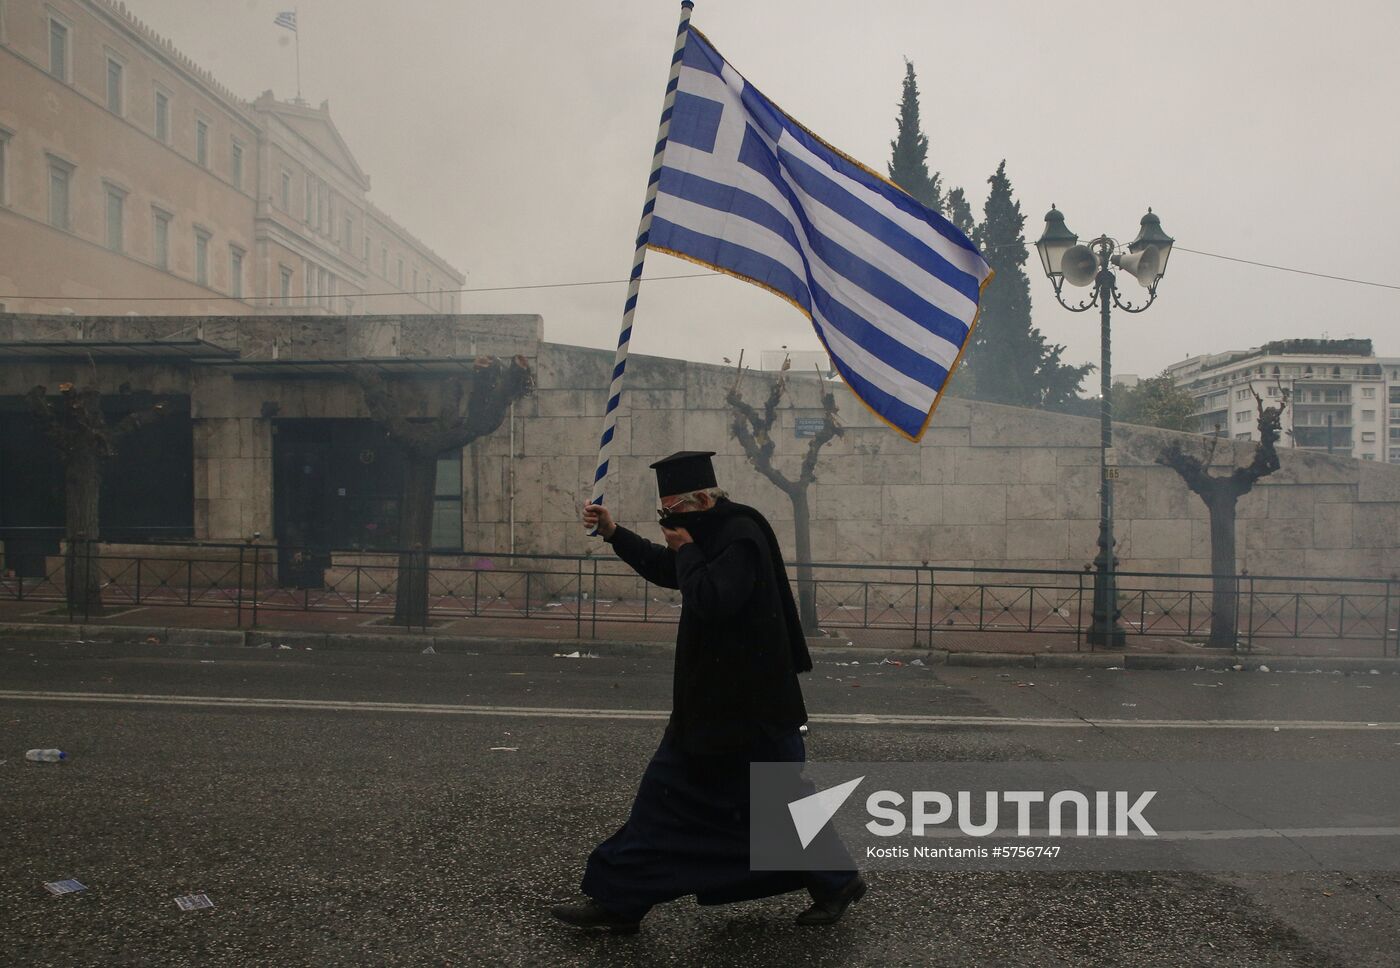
[{"left": 25, "top": 749, "right": 68, "bottom": 763}]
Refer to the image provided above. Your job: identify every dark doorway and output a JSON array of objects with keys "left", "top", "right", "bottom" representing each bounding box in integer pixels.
[
  {"left": 271, "top": 419, "right": 462, "bottom": 587},
  {"left": 0, "top": 395, "right": 193, "bottom": 577}
]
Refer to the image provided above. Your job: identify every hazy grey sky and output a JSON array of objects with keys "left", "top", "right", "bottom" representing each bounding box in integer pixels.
[{"left": 136, "top": 0, "right": 1399, "bottom": 378}]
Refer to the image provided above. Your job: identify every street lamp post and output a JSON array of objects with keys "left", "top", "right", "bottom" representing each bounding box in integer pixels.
[{"left": 1035, "top": 207, "right": 1175, "bottom": 648}]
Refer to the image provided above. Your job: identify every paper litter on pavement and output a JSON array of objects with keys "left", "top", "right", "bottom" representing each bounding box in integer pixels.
[{"left": 44, "top": 879, "right": 87, "bottom": 895}]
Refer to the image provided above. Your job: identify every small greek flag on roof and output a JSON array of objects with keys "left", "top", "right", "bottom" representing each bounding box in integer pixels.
[
  {"left": 649, "top": 30, "right": 992, "bottom": 440},
  {"left": 274, "top": 11, "right": 297, "bottom": 31}
]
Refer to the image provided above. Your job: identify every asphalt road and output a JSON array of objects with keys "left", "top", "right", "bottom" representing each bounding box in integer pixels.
[{"left": 2, "top": 640, "right": 1399, "bottom": 967}]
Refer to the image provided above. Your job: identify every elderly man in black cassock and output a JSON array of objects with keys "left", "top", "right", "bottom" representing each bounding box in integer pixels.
[{"left": 551, "top": 451, "right": 864, "bottom": 933}]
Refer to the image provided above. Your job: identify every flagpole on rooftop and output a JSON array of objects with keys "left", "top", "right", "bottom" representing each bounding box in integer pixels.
[
  {"left": 294, "top": 8, "right": 302, "bottom": 102},
  {"left": 586, "top": 0, "right": 695, "bottom": 528}
]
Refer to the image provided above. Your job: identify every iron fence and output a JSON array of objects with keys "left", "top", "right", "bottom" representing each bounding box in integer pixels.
[{"left": 0, "top": 539, "right": 1395, "bottom": 656}]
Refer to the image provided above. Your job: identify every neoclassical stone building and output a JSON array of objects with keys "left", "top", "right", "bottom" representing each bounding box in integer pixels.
[{"left": 0, "top": 0, "right": 461, "bottom": 316}]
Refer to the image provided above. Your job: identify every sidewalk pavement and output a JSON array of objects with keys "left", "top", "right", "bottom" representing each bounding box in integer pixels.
[{"left": 1, "top": 598, "right": 1395, "bottom": 673}]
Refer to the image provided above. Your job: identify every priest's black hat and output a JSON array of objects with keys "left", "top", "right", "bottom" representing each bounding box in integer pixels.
[{"left": 649, "top": 451, "right": 717, "bottom": 497}]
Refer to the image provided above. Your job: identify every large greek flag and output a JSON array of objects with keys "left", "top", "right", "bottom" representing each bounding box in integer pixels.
[{"left": 649, "top": 30, "right": 992, "bottom": 440}]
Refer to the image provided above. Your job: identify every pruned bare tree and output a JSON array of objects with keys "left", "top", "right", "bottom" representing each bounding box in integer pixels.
[
  {"left": 1157, "top": 387, "right": 1289, "bottom": 647},
  {"left": 27, "top": 382, "right": 169, "bottom": 615},
  {"left": 354, "top": 356, "right": 533, "bottom": 626},
  {"left": 726, "top": 352, "right": 843, "bottom": 634}
]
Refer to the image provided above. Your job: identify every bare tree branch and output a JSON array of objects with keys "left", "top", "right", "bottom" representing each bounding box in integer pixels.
[
  {"left": 354, "top": 357, "right": 534, "bottom": 458},
  {"left": 797, "top": 375, "right": 843, "bottom": 487},
  {"left": 726, "top": 353, "right": 839, "bottom": 633},
  {"left": 1156, "top": 385, "right": 1290, "bottom": 647},
  {"left": 727, "top": 382, "right": 792, "bottom": 496},
  {"left": 28, "top": 384, "right": 168, "bottom": 458},
  {"left": 353, "top": 367, "right": 421, "bottom": 446}
]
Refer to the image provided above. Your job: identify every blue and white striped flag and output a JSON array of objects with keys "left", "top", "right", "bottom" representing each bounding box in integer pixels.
[
  {"left": 274, "top": 11, "right": 297, "bottom": 31},
  {"left": 650, "top": 30, "right": 992, "bottom": 440}
]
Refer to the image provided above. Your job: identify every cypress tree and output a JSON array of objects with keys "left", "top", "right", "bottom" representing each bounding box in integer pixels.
[
  {"left": 963, "top": 161, "right": 1091, "bottom": 409},
  {"left": 944, "top": 185, "right": 976, "bottom": 237},
  {"left": 886, "top": 60, "right": 942, "bottom": 211}
]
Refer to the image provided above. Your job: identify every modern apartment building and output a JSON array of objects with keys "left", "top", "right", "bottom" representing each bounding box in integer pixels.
[
  {"left": 0, "top": 0, "right": 462, "bottom": 315},
  {"left": 1165, "top": 339, "right": 1400, "bottom": 463}
]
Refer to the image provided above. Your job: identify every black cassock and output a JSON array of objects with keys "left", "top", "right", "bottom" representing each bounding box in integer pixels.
[{"left": 581, "top": 500, "right": 853, "bottom": 919}]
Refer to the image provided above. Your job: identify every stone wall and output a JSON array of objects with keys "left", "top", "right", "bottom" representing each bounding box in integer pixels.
[
  {"left": 0, "top": 313, "right": 542, "bottom": 544},
  {"left": 481, "top": 343, "right": 1400, "bottom": 581},
  {"left": 2, "top": 314, "right": 1397, "bottom": 581}
]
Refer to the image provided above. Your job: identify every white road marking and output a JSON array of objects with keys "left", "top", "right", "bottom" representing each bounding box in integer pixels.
[
  {"left": 1151, "top": 827, "right": 1400, "bottom": 841},
  {"left": 1, "top": 690, "right": 1399, "bottom": 731},
  {"left": 909, "top": 827, "right": 1400, "bottom": 841}
]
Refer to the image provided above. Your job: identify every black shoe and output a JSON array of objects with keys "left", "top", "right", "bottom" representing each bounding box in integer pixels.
[
  {"left": 550, "top": 899, "right": 642, "bottom": 935},
  {"left": 795, "top": 874, "right": 867, "bottom": 926}
]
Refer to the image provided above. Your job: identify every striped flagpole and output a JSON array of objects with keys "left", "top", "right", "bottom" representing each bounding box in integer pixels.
[{"left": 587, "top": 0, "right": 695, "bottom": 528}]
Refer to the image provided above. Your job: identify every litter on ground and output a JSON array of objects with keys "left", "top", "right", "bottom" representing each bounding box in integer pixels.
[{"left": 44, "top": 880, "right": 87, "bottom": 895}]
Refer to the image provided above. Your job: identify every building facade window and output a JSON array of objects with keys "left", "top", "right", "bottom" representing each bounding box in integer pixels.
[
  {"left": 1235, "top": 410, "right": 1250, "bottom": 423},
  {"left": 154, "top": 89, "right": 170, "bottom": 143},
  {"left": 47, "top": 157, "right": 72, "bottom": 230},
  {"left": 280, "top": 170, "right": 291, "bottom": 211},
  {"left": 1362, "top": 431, "right": 1376, "bottom": 443},
  {"left": 152, "top": 208, "right": 170, "bottom": 270},
  {"left": 0, "top": 129, "right": 9, "bottom": 207},
  {"left": 48, "top": 16, "right": 69, "bottom": 81},
  {"left": 304, "top": 173, "right": 313, "bottom": 223},
  {"left": 280, "top": 265, "right": 293, "bottom": 305},
  {"left": 1362, "top": 409, "right": 1376, "bottom": 422},
  {"left": 412, "top": 268, "right": 418, "bottom": 294},
  {"left": 432, "top": 453, "right": 464, "bottom": 551},
  {"left": 229, "top": 246, "right": 244, "bottom": 298},
  {"left": 343, "top": 216, "right": 352, "bottom": 251},
  {"left": 195, "top": 120, "right": 208, "bottom": 167},
  {"left": 381, "top": 245, "right": 387, "bottom": 276},
  {"left": 1362, "top": 387, "right": 1376, "bottom": 399},
  {"left": 231, "top": 141, "right": 243, "bottom": 189},
  {"left": 397, "top": 258, "right": 404, "bottom": 287},
  {"left": 104, "top": 185, "right": 124, "bottom": 252},
  {"left": 105, "top": 56, "right": 124, "bottom": 115},
  {"left": 195, "top": 229, "right": 210, "bottom": 285}
]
